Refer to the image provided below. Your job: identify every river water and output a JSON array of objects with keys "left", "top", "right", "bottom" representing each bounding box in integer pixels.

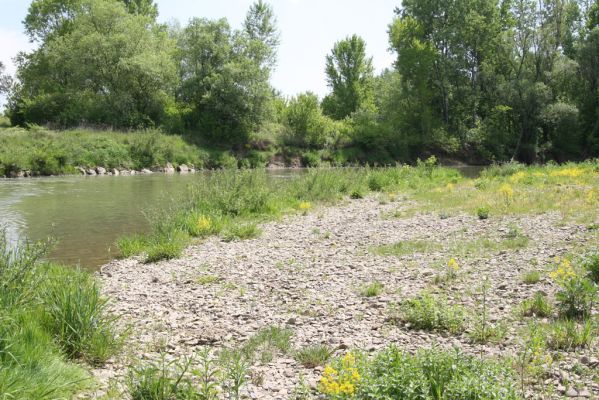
[{"left": 0, "top": 166, "right": 484, "bottom": 270}]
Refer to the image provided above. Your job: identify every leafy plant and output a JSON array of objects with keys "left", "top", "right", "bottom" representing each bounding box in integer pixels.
[
  {"left": 519, "top": 292, "right": 553, "bottom": 318},
  {"left": 399, "top": 293, "right": 467, "bottom": 334},
  {"left": 360, "top": 281, "right": 384, "bottom": 297},
  {"left": 476, "top": 206, "right": 490, "bottom": 220},
  {"left": 295, "top": 344, "right": 334, "bottom": 368}
]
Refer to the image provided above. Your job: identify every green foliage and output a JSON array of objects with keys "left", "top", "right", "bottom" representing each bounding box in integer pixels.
[
  {"left": 14, "top": 0, "right": 177, "bottom": 128},
  {"left": 0, "top": 128, "right": 206, "bottom": 176},
  {"left": 127, "top": 354, "right": 200, "bottom": 400},
  {"left": 360, "top": 281, "right": 384, "bottom": 297},
  {"left": 283, "top": 92, "right": 337, "bottom": 148},
  {"left": 325, "top": 347, "right": 520, "bottom": 399},
  {"left": 145, "top": 230, "right": 190, "bottom": 263},
  {"left": 555, "top": 274, "right": 596, "bottom": 320},
  {"left": 222, "top": 223, "right": 262, "bottom": 242},
  {"left": 241, "top": 326, "right": 293, "bottom": 363},
  {"left": 295, "top": 344, "right": 333, "bottom": 368},
  {"left": 476, "top": 206, "right": 490, "bottom": 220},
  {"left": 399, "top": 293, "right": 467, "bottom": 334},
  {"left": 542, "top": 319, "right": 595, "bottom": 351},
  {"left": 519, "top": 292, "right": 553, "bottom": 318},
  {"left": 581, "top": 250, "right": 599, "bottom": 283},
  {"left": 521, "top": 270, "right": 541, "bottom": 285},
  {"left": 0, "top": 232, "right": 119, "bottom": 398},
  {"left": 42, "top": 266, "right": 122, "bottom": 364},
  {"left": 323, "top": 34, "right": 374, "bottom": 120}
]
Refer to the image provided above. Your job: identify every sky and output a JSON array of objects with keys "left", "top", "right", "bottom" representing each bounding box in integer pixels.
[{"left": 0, "top": 0, "right": 399, "bottom": 107}]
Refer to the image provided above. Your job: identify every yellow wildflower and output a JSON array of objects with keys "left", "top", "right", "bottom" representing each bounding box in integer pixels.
[
  {"left": 550, "top": 168, "right": 583, "bottom": 178},
  {"left": 445, "top": 183, "right": 455, "bottom": 191},
  {"left": 509, "top": 171, "right": 527, "bottom": 183},
  {"left": 299, "top": 201, "right": 312, "bottom": 211},
  {"left": 195, "top": 215, "right": 212, "bottom": 235},
  {"left": 499, "top": 183, "right": 514, "bottom": 205},
  {"left": 447, "top": 258, "right": 459, "bottom": 271},
  {"left": 549, "top": 258, "right": 576, "bottom": 282}
]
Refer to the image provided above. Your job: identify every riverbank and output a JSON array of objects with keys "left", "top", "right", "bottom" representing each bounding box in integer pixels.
[
  {"left": 0, "top": 126, "right": 485, "bottom": 179},
  {"left": 90, "top": 163, "right": 598, "bottom": 399}
]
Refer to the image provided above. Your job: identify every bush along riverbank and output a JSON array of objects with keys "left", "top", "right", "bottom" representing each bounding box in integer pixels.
[
  {"left": 94, "top": 161, "right": 598, "bottom": 399},
  {"left": 0, "top": 233, "right": 122, "bottom": 399}
]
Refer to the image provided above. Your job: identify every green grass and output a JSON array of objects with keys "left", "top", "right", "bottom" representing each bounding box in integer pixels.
[
  {"left": 372, "top": 240, "right": 441, "bottom": 257},
  {"left": 221, "top": 223, "right": 262, "bottom": 242},
  {"left": 194, "top": 275, "right": 221, "bottom": 285},
  {"left": 521, "top": 270, "right": 541, "bottom": 285},
  {"left": 542, "top": 319, "right": 595, "bottom": 351},
  {"left": 0, "top": 126, "right": 208, "bottom": 176},
  {"left": 242, "top": 326, "right": 293, "bottom": 364},
  {"left": 0, "top": 233, "right": 120, "bottom": 398},
  {"left": 373, "top": 234, "right": 529, "bottom": 258},
  {"left": 398, "top": 292, "right": 467, "bottom": 334},
  {"left": 294, "top": 344, "right": 334, "bottom": 368},
  {"left": 360, "top": 281, "right": 384, "bottom": 297},
  {"left": 519, "top": 292, "right": 553, "bottom": 318}
]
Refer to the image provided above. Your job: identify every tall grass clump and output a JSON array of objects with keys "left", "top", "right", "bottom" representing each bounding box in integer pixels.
[
  {"left": 42, "top": 266, "right": 122, "bottom": 364},
  {"left": 0, "top": 232, "right": 120, "bottom": 398}
]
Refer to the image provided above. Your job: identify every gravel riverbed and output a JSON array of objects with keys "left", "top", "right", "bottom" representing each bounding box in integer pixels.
[{"left": 93, "top": 195, "right": 598, "bottom": 399}]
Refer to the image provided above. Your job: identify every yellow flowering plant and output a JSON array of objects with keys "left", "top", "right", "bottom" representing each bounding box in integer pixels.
[
  {"left": 319, "top": 352, "right": 362, "bottom": 398},
  {"left": 498, "top": 183, "right": 514, "bottom": 206},
  {"left": 550, "top": 257, "right": 597, "bottom": 319},
  {"left": 446, "top": 258, "right": 459, "bottom": 279},
  {"left": 299, "top": 201, "right": 312, "bottom": 212},
  {"left": 189, "top": 214, "right": 213, "bottom": 237}
]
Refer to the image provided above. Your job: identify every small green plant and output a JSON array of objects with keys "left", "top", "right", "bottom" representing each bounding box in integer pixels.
[
  {"left": 476, "top": 206, "right": 490, "bottom": 220},
  {"left": 291, "top": 374, "right": 314, "bottom": 400},
  {"left": 219, "top": 349, "right": 250, "bottom": 400},
  {"left": 145, "top": 231, "right": 190, "bottom": 263},
  {"left": 350, "top": 189, "right": 364, "bottom": 199},
  {"left": 469, "top": 278, "right": 506, "bottom": 344},
  {"left": 581, "top": 250, "right": 599, "bottom": 283},
  {"left": 550, "top": 258, "right": 596, "bottom": 319},
  {"left": 360, "top": 281, "right": 384, "bottom": 297},
  {"left": 519, "top": 292, "right": 553, "bottom": 318},
  {"left": 242, "top": 326, "right": 293, "bottom": 363},
  {"left": 544, "top": 319, "right": 595, "bottom": 351},
  {"left": 194, "top": 275, "right": 221, "bottom": 285},
  {"left": 117, "top": 235, "right": 149, "bottom": 258},
  {"left": 222, "top": 223, "right": 262, "bottom": 242},
  {"left": 295, "top": 344, "right": 334, "bottom": 368},
  {"left": 399, "top": 293, "right": 467, "bottom": 334},
  {"left": 521, "top": 270, "right": 541, "bottom": 285},
  {"left": 127, "top": 354, "right": 198, "bottom": 400}
]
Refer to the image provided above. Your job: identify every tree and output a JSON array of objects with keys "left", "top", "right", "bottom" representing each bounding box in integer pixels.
[
  {"left": 177, "top": 14, "right": 274, "bottom": 144},
  {"left": 0, "top": 62, "right": 11, "bottom": 94},
  {"left": 243, "top": 0, "right": 279, "bottom": 70},
  {"left": 24, "top": 0, "right": 158, "bottom": 42},
  {"left": 11, "top": 0, "right": 176, "bottom": 127},
  {"left": 284, "top": 92, "right": 332, "bottom": 148},
  {"left": 323, "top": 35, "right": 374, "bottom": 120}
]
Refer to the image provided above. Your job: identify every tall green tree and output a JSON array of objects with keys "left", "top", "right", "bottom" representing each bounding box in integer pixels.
[
  {"left": 243, "top": 0, "right": 280, "bottom": 70},
  {"left": 24, "top": 0, "right": 158, "bottom": 42},
  {"left": 322, "top": 35, "right": 374, "bottom": 120},
  {"left": 176, "top": 2, "right": 278, "bottom": 145},
  {"left": 11, "top": 0, "right": 176, "bottom": 127}
]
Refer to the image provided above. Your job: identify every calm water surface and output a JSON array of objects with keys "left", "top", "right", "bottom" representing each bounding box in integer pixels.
[{"left": 0, "top": 166, "right": 483, "bottom": 270}]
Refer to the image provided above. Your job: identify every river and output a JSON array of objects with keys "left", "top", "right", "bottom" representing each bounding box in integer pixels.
[{"left": 0, "top": 166, "right": 483, "bottom": 270}]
